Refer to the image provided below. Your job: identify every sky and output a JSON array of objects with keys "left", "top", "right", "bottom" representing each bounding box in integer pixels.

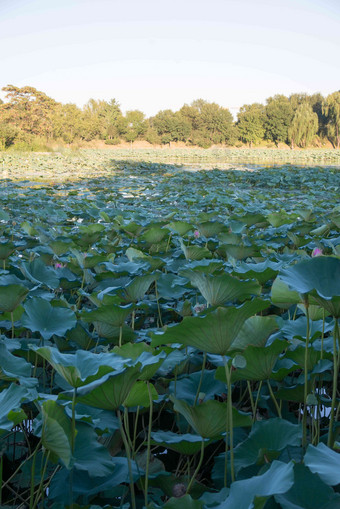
[{"left": 0, "top": 0, "right": 339, "bottom": 117}]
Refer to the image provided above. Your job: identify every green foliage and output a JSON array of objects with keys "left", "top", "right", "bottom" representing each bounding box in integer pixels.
[
  {"left": 265, "top": 94, "right": 294, "bottom": 145},
  {"left": 0, "top": 157, "right": 339, "bottom": 508}
]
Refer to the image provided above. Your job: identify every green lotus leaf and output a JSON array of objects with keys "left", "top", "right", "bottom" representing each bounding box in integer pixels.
[
  {"left": 221, "top": 460, "right": 294, "bottom": 509},
  {"left": 154, "top": 494, "right": 204, "bottom": 509},
  {"left": 0, "top": 342, "right": 32, "bottom": 381},
  {"left": 218, "top": 244, "right": 258, "bottom": 261},
  {"left": 123, "top": 381, "right": 158, "bottom": 407},
  {"left": 151, "top": 430, "right": 212, "bottom": 455},
  {"left": 0, "top": 241, "right": 16, "bottom": 260},
  {"left": 169, "top": 370, "right": 226, "bottom": 404},
  {"left": 0, "top": 283, "right": 28, "bottom": 312},
  {"left": 279, "top": 257, "right": 340, "bottom": 316},
  {"left": 141, "top": 225, "right": 169, "bottom": 244},
  {"left": 20, "top": 258, "right": 60, "bottom": 289},
  {"left": 233, "top": 260, "right": 281, "bottom": 285},
  {"left": 179, "top": 239, "right": 212, "bottom": 261},
  {"left": 304, "top": 442, "right": 340, "bottom": 486},
  {"left": 21, "top": 298, "right": 77, "bottom": 340},
  {"left": 230, "top": 418, "right": 301, "bottom": 475},
  {"left": 0, "top": 384, "right": 29, "bottom": 435},
  {"left": 72, "top": 422, "right": 116, "bottom": 477},
  {"left": 112, "top": 342, "right": 166, "bottom": 380},
  {"left": 81, "top": 303, "right": 134, "bottom": 327},
  {"left": 76, "top": 365, "right": 141, "bottom": 410},
  {"left": 41, "top": 400, "right": 72, "bottom": 468},
  {"left": 216, "top": 339, "right": 291, "bottom": 382},
  {"left": 33, "top": 346, "right": 132, "bottom": 388},
  {"left": 197, "top": 221, "right": 225, "bottom": 237},
  {"left": 120, "top": 273, "right": 159, "bottom": 302},
  {"left": 151, "top": 299, "right": 270, "bottom": 355},
  {"left": 181, "top": 271, "right": 260, "bottom": 306},
  {"left": 171, "top": 397, "right": 251, "bottom": 438},
  {"left": 167, "top": 220, "right": 193, "bottom": 235},
  {"left": 275, "top": 463, "right": 340, "bottom": 509},
  {"left": 271, "top": 276, "right": 301, "bottom": 308},
  {"left": 230, "top": 315, "right": 279, "bottom": 350}
]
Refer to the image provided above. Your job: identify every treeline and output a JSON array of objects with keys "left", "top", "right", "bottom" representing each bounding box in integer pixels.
[{"left": 0, "top": 85, "right": 339, "bottom": 150}]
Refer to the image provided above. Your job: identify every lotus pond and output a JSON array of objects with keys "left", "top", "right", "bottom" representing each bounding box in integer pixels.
[{"left": 0, "top": 157, "right": 340, "bottom": 509}]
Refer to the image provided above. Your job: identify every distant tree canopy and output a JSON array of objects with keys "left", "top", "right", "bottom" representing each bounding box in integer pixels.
[{"left": 0, "top": 84, "right": 339, "bottom": 149}]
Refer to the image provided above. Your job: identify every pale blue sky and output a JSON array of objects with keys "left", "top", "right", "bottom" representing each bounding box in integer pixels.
[{"left": 1, "top": 0, "right": 339, "bottom": 117}]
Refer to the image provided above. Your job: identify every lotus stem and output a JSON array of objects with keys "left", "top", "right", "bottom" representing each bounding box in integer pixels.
[
  {"left": 186, "top": 439, "right": 205, "bottom": 494},
  {"left": 119, "top": 325, "right": 123, "bottom": 348},
  {"left": 253, "top": 381, "right": 263, "bottom": 423},
  {"left": 328, "top": 318, "right": 339, "bottom": 448},
  {"left": 132, "top": 405, "right": 140, "bottom": 458},
  {"left": 71, "top": 388, "right": 77, "bottom": 454},
  {"left": 155, "top": 280, "right": 163, "bottom": 328},
  {"left": 302, "top": 303, "right": 310, "bottom": 448},
  {"left": 224, "top": 359, "right": 235, "bottom": 483},
  {"left": 194, "top": 352, "right": 207, "bottom": 405},
  {"left": 11, "top": 311, "right": 14, "bottom": 339},
  {"left": 247, "top": 381, "right": 255, "bottom": 418},
  {"left": 32, "top": 450, "right": 50, "bottom": 509},
  {"left": 144, "top": 382, "right": 153, "bottom": 507},
  {"left": 266, "top": 380, "right": 282, "bottom": 418},
  {"left": 117, "top": 409, "right": 136, "bottom": 509}
]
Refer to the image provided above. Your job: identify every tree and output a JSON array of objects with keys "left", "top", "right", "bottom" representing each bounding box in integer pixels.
[
  {"left": 323, "top": 91, "right": 340, "bottom": 148},
  {"left": 0, "top": 85, "right": 58, "bottom": 138},
  {"left": 123, "top": 110, "right": 148, "bottom": 145},
  {"left": 265, "top": 95, "right": 294, "bottom": 146},
  {"left": 288, "top": 103, "right": 318, "bottom": 148},
  {"left": 152, "top": 110, "right": 191, "bottom": 145},
  {"left": 83, "top": 98, "right": 122, "bottom": 140},
  {"left": 52, "top": 103, "right": 85, "bottom": 143},
  {"left": 237, "top": 103, "right": 265, "bottom": 147}
]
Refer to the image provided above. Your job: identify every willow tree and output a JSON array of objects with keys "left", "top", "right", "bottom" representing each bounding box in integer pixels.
[
  {"left": 288, "top": 103, "right": 318, "bottom": 148},
  {"left": 323, "top": 91, "right": 340, "bottom": 149}
]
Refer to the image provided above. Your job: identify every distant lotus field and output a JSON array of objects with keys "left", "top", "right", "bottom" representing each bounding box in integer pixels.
[{"left": 0, "top": 152, "right": 339, "bottom": 508}]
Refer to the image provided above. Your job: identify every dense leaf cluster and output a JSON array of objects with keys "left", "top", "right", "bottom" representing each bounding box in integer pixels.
[{"left": 0, "top": 158, "right": 339, "bottom": 508}]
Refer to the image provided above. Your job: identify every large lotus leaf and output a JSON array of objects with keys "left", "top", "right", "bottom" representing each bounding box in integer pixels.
[
  {"left": 112, "top": 342, "right": 166, "bottom": 380},
  {"left": 169, "top": 370, "right": 226, "bottom": 404},
  {"left": 0, "top": 240, "right": 16, "bottom": 259},
  {"left": 219, "top": 244, "right": 258, "bottom": 261},
  {"left": 76, "top": 365, "right": 141, "bottom": 410},
  {"left": 180, "top": 239, "right": 212, "bottom": 261},
  {"left": 66, "top": 322, "right": 96, "bottom": 350},
  {"left": 171, "top": 397, "right": 251, "bottom": 438},
  {"left": 181, "top": 271, "right": 260, "bottom": 306},
  {"left": 276, "top": 383, "right": 312, "bottom": 403},
  {"left": 0, "top": 342, "right": 31, "bottom": 381},
  {"left": 141, "top": 225, "right": 169, "bottom": 244},
  {"left": 267, "top": 212, "right": 293, "bottom": 227},
  {"left": 230, "top": 418, "right": 302, "bottom": 475},
  {"left": 304, "top": 442, "right": 340, "bottom": 486},
  {"left": 33, "top": 346, "right": 132, "bottom": 388},
  {"left": 282, "top": 316, "right": 333, "bottom": 342},
  {"left": 197, "top": 221, "right": 225, "bottom": 237},
  {"left": 280, "top": 257, "right": 340, "bottom": 300},
  {"left": 21, "top": 298, "right": 77, "bottom": 340},
  {"left": 216, "top": 460, "right": 294, "bottom": 509},
  {"left": 0, "top": 283, "right": 29, "bottom": 312},
  {"left": 285, "top": 345, "right": 331, "bottom": 372},
  {"left": 151, "top": 300, "right": 270, "bottom": 355},
  {"left": 93, "top": 322, "right": 135, "bottom": 342},
  {"left": 216, "top": 339, "right": 291, "bottom": 382},
  {"left": 156, "top": 273, "right": 189, "bottom": 300},
  {"left": 81, "top": 303, "right": 134, "bottom": 327},
  {"left": 167, "top": 220, "right": 193, "bottom": 236},
  {"left": 41, "top": 400, "right": 72, "bottom": 468},
  {"left": 233, "top": 260, "right": 281, "bottom": 285},
  {"left": 123, "top": 381, "right": 158, "bottom": 407},
  {"left": 151, "top": 430, "right": 212, "bottom": 455},
  {"left": 0, "top": 384, "right": 29, "bottom": 435},
  {"left": 275, "top": 463, "right": 340, "bottom": 509},
  {"left": 20, "top": 258, "right": 60, "bottom": 289},
  {"left": 230, "top": 315, "right": 279, "bottom": 350},
  {"left": 271, "top": 277, "right": 302, "bottom": 308},
  {"left": 72, "top": 422, "right": 115, "bottom": 477},
  {"left": 120, "top": 273, "right": 159, "bottom": 302}
]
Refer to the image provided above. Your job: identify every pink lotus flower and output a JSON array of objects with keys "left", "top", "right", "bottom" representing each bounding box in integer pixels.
[
  {"left": 55, "top": 262, "right": 63, "bottom": 269},
  {"left": 312, "top": 247, "right": 323, "bottom": 257},
  {"left": 194, "top": 230, "right": 200, "bottom": 238}
]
